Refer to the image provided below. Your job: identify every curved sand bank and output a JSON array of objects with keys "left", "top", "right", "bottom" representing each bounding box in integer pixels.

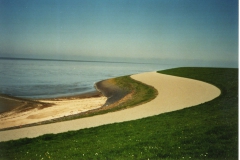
[{"left": 0, "top": 72, "right": 221, "bottom": 142}]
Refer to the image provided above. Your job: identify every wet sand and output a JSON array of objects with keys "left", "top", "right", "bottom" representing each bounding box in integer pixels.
[
  {"left": 0, "top": 95, "right": 50, "bottom": 114},
  {"left": 0, "top": 96, "right": 26, "bottom": 114}
]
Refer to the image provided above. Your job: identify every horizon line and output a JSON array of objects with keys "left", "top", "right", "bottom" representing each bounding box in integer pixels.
[{"left": 0, "top": 56, "right": 159, "bottom": 65}]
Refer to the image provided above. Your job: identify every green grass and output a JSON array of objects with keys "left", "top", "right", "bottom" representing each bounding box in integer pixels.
[
  {"left": 111, "top": 76, "right": 158, "bottom": 110},
  {"left": 0, "top": 67, "right": 238, "bottom": 159}
]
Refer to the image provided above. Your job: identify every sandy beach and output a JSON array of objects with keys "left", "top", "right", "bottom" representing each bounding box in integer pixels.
[
  {"left": 0, "top": 71, "right": 220, "bottom": 141},
  {"left": 0, "top": 96, "right": 107, "bottom": 129}
]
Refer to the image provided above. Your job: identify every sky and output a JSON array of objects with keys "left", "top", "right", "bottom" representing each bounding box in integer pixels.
[{"left": 0, "top": 0, "right": 238, "bottom": 66}]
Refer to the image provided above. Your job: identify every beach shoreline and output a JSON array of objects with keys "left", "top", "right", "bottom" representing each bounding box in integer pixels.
[
  {"left": 0, "top": 78, "right": 133, "bottom": 130},
  {"left": 0, "top": 85, "right": 107, "bottom": 128},
  {"left": 0, "top": 71, "right": 221, "bottom": 141},
  {"left": 0, "top": 90, "right": 102, "bottom": 113},
  {"left": 0, "top": 93, "right": 108, "bottom": 130}
]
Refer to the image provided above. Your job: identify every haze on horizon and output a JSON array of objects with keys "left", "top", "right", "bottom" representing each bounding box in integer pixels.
[{"left": 0, "top": 0, "right": 238, "bottom": 67}]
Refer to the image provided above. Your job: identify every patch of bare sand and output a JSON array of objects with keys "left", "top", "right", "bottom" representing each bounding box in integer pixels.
[
  {"left": 0, "top": 72, "right": 221, "bottom": 141},
  {"left": 0, "top": 96, "right": 107, "bottom": 129}
]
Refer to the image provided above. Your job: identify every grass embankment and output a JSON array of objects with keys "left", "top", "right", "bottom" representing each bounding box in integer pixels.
[
  {"left": 110, "top": 76, "right": 158, "bottom": 111},
  {"left": 44, "top": 76, "right": 158, "bottom": 122},
  {"left": 0, "top": 67, "right": 238, "bottom": 159},
  {"left": 87, "top": 75, "right": 158, "bottom": 114}
]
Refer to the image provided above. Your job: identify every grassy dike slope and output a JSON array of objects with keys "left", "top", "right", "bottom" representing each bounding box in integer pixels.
[{"left": 0, "top": 67, "right": 238, "bottom": 159}]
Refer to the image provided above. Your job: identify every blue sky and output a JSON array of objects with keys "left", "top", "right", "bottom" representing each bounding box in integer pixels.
[{"left": 0, "top": 0, "right": 238, "bottom": 66}]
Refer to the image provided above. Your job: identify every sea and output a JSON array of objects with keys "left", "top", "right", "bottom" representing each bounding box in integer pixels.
[{"left": 0, "top": 58, "right": 178, "bottom": 99}]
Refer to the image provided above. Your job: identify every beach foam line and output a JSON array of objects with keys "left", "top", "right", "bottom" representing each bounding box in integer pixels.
[{"left": 0, "top": 72, "right": 221, "bottom": 142}]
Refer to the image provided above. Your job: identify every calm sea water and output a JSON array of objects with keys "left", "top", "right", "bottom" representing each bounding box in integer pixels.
[{"left": 0, "top": 59, "right": 177, "bottom": 99}]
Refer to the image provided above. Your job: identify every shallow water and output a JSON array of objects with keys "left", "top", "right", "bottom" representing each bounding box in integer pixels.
[{"left": 0, "top": 58, "right": 177, "bottom": 99}]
